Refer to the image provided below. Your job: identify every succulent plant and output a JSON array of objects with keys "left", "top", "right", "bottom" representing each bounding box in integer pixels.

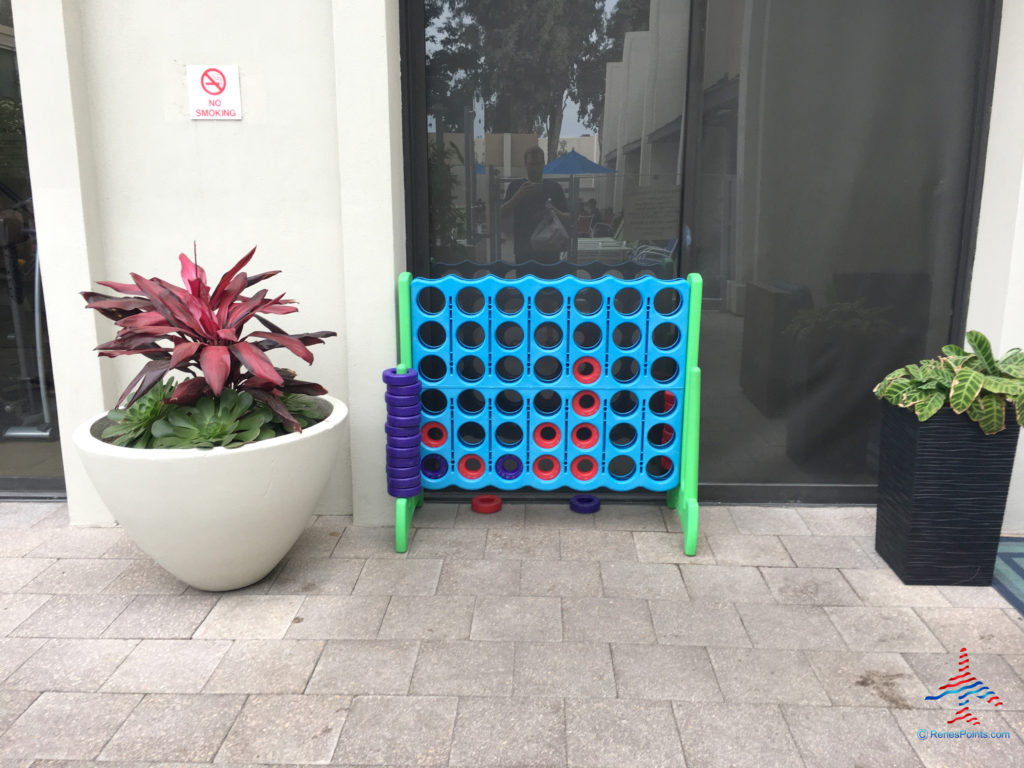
[
  {"left": 874, "top": 330, "right": 1024, "bottom": 434},
  {"left": 81, "top": 246, "right": 336, "bottom": 434},
  {"left": 150, "top": 389, "right": 274, "bottom": 449},
  {"left": 100, "top": 380, "right": 177, "bottom": 448},
  {"left": 277, "top": 393, "right": 333, "bottom": 430}
]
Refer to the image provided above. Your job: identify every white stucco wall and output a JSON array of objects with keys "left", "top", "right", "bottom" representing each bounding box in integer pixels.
[
  {"left": 651, "top": 0, "right": 689, "bottom": 134},
  {"left": 622, "top": 32, "right": 651, "bottom": 150},
  {"left": 969, "top": 0, "right": 1024, "bottom": 534},
  {"left": 13, "top": 0, "right": 405, "bottom": 526}
]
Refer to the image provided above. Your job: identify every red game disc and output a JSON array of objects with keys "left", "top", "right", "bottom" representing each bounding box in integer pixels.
[{"left": 471, "top": 494, "right": 502, "bottom": 514}]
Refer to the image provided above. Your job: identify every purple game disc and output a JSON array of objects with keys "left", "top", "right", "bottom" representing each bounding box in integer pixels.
[
  {"left": 384, "top": 422, "right": 420, "bottom": 435},
  {"left": 420, "top": 454, "right": 449, "bottom": 480},
  {"left": 382, "top": 367, "right": 420, "bottom": 386},
  {"left": 385, "top": 461, "right": 422, "bottom": 476},
  {"left": 385, "top": 392, "right": 422, "bottom": 406},
  {"left": 569, "top": 494, "right": 601, "bottom": 514},
  {"left": 386, "top": 404, "right": 422, "bottom": 418},
  {"left": 494, "top": 454, "right": 524, "bottom": 480},
  {"left": 387, "top": 415, "right": 422, "bottom": 429},
  {"left": 385, "top": 434, "right": 421, "bottom": 449},
  {"left": 388, "top": 484, "right": 423, "bottom": 498},
  {"left": 387, "top": 445, "right": 422, "bottom": 460}
]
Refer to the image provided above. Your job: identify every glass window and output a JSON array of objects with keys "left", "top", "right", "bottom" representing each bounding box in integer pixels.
[
  {"left": 0, "top": 16, "right": 63, "bottom": 492},
  {"left": 692, "top": 0, "right": 992, "bottom": 493},
  {"left": 422, "top": 0, "right": 688, "bottom": 280}
]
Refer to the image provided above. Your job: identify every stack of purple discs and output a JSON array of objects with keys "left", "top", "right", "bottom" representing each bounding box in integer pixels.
[{"left": 383, "top": 367, "right": 423, "bottom": 498}]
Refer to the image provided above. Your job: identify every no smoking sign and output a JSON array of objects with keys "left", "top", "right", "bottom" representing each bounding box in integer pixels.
[{"left": 187, "top": 65, "right": 241, "bottom": 120}]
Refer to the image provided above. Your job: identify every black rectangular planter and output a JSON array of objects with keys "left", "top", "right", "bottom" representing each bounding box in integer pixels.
[{"left": 875, "top": 401, "right": 1019, "bottom": 585}]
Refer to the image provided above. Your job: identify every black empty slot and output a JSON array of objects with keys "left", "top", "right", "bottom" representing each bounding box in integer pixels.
[
  {"left": 418, "top": 286, "right": 445, "bottom": 314},
  {"left": 574, "top": 287, "right": 603, "bottom": 315},
  {"left": 457, "top": 321, "right": 485, "bottom": 348},
  {"left": 496, "top": 287, "right": 524, "bottom": 314},
  {"left": 457, "top": 286, "right": 485, "bottom": 314},
  {"left": 534, "top": 389, "right": 562, "bottom": 415},
  {"left": 458, "top": 389, "right": 485, "bottom": 415}
]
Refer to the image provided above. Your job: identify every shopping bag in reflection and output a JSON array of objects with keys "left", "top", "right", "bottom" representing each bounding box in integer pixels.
[{"left": 530, "top": 202, "right": 570, "bottom": 254}]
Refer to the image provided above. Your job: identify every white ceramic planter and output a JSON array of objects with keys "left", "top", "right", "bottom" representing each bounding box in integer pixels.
[{"left": 73, "top": 395, "right": 348, "bottom": 591}]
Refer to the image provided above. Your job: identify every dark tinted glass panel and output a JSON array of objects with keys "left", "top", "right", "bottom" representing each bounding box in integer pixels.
[
  {"left": 692, "top": 0, "right": 988, "bottom": 491},
  {"left": 0, "top": 25, "right": 62, "bottom": 492},
  {"left": 422, "top": 0, "right": 686, "bottom": 279}
]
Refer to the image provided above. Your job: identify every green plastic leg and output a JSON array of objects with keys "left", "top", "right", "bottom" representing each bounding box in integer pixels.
[
  {"left": 395, "top": 492, "right": 424, "bottom": 553},
  {"left": 684, "top": 498, "right": 699, "bottom": 555}
]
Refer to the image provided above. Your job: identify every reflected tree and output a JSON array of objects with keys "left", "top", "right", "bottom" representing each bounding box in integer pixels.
[
  {"left": 427, "top": 139, "right": 467, "bottom": 248},
  {"left": 427, "top": 0, "right": 606, "bottom": 160},
  {"left": 573, "top": 0, "right": 650, "bottom": 130}
]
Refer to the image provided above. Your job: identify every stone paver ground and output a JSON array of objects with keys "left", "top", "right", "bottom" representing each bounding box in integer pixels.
[{"left": 1, "top": 501, "right": 1023, "bottom": 767}]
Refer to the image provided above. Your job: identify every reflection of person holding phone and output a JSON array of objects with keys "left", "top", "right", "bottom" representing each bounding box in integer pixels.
[{"left": 501, "top": 146, "right": 569, "bottom": 264}]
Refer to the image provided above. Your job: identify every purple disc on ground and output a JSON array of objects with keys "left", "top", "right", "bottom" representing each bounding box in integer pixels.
[
  {"left": 494, "top": 454, "right": 523, "bottom": 480},
  {"left": 420, "top": 454, "right": 449, "bottom": 480},
  {"left": 569, "top": 494, "right": 601, "bottom": 514},
  {"left": 386, "top": 404, "right": 422, "bottom": 418},
  {"left": 382, "top": 367, "right": 420, "bottom": 386},
  {"left": 384, "top": 392, "right": 422, "bottom": 406}
]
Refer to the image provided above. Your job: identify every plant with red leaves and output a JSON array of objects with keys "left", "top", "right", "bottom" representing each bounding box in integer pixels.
[{"left": 82, "top": 246, "right": 336, "bottom": 435}]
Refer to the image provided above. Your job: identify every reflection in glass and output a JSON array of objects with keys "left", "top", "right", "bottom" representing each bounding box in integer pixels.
[
  {"left": 0, "top": 25, "right": 62, "bottom": 489},
  {"left": 423, "top": 1, "right": 685, "bottom": 279},
  {"left": 694, "top": 0, "right": 990, "bottom": 491}
]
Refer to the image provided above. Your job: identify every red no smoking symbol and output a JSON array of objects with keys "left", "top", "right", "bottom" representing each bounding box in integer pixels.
[{"left": 200, "top": 68, "right": 227, "bottom": 96}]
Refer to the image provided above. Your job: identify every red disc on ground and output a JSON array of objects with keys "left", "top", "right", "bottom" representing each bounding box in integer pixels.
[{"left": 471, "top": 494, "right": 502, "bottom": 514}]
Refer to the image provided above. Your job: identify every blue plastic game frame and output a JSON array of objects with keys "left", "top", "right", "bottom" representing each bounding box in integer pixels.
[{"left": 392, "top": 271, "right": 702, "bottom": 555}]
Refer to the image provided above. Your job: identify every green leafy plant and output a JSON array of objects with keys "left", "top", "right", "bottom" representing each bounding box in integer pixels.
[
  {"left": 785, "top": 300, "right": 894, "bottom": 342},
  {"left": 873, "top": 330, "right": 1024, "bottom": 434},
  {"left": 150, "top": 389, "right": 273, "bottom": 449}
]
